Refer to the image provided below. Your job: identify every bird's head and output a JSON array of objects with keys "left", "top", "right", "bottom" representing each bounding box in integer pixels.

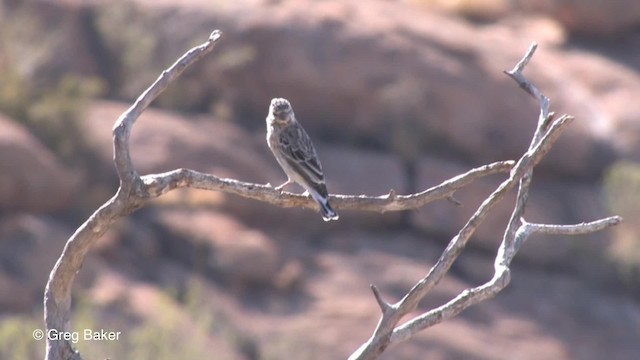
[{"left": 269, "top": 98, "right": 294, "bottom": 124}]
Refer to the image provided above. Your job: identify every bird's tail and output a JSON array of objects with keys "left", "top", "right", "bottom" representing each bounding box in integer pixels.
[
  {"left": 319, "top": 200, "right": 339, "bottom": 222},
  {"left": 309, "top": 190, "right": 339, "bottom": 221}
]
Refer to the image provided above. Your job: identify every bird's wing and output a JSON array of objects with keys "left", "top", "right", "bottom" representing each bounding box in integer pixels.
[{"left": 279, "top": 123, "right": 326, "bottom": 186}]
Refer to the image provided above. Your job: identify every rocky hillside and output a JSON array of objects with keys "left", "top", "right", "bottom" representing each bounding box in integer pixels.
[{"left": 0, "top": 0, "right": 639, "bottom": 359}]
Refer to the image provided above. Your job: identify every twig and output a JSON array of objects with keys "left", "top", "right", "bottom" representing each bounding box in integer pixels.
[{"left": 511, "top": 216, "right": 623, "bottom": 253}]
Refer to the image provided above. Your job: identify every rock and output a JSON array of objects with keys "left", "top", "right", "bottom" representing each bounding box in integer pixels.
[
  {"left": 88, "top": 0, "right": 625, "bottom": 181},
  {"left": 416, "top": 0, "right": 512, "bottom": 22},
  {"left": 521, "top": 0, "right": 640, "bottom": 36},
  {"left": 1, "top": 1, "right": 105, "bottom": 81},
  {"left": 0, "top": 114, "right": 78, "bottom": 212},
  {"left": 10, "top": 0, "right": 640, "bottom": 181},
  {"left": 152, "top": 208, "right": 280, "bottom": 287},
  {"left": 553, "top": 50, "right": 640, "bottom": 164},
  {"left": 7, "top": 0, "right": 640, "bottom": 182}
]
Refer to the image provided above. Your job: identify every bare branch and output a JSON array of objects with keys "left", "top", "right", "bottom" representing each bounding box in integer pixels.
[
  {"left": 113, "top": 30, "right": 223, "bottom": 187},
  {"left": 140, "top": 160, "right": 514, "bottom": 212},
  {"left": 512, "top": 216, "right": 623, "bottom": 251},
  {"left": 44, "top": 31, "right": 223, "bottom": 360},
  {"left": 504, "top": 42, "right": 551, "bottom": 130},
  {"left": 348, "top": 42, "right": 620, "bottom": 360},
  {"left": 523, "top": 216, "right": 623, "bottom": 235},
  {"left": 502, "top": 42, "right": 557, "bottom": 250},
  {"left": 349, "top": 112, "right": 572, "bottom": 360},
  {"left": 391, "top": 216, "right": 622, "bottom": 344}
]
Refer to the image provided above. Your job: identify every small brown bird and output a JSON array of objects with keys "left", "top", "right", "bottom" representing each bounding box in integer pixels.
[{"left": 265, "top": 98, "right": 339, "bottom": 221}]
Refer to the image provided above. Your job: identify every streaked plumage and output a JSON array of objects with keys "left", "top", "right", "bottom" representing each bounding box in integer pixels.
[{"left": 266, "top": 98, "right": 339, "bottom": 221}]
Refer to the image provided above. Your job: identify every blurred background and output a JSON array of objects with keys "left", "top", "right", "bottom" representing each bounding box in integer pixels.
[{"left": 1, "top": 0, "right": 639, "bottom": 359}]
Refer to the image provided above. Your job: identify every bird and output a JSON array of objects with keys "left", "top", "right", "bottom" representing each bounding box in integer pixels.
[{"left": 265, "top": 97, "right": 339, "bottom": 221}]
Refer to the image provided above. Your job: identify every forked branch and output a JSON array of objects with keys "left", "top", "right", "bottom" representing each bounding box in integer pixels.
[{"left": 348, "top": 43, "right": 622, "bottom": 360}]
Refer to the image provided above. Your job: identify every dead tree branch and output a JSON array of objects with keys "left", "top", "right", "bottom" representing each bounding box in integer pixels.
[
  {"left": 43, "top": 31, "right": 227, "bottom": 360},
  {"left": 141, "top": 159, "right": 514, "bottom": 212},
  {"left": 348, "top": 43, "right": 622, "bottom": 360},
  {"left": 42, "top": 30, "right": 518, "bottom": 360}
]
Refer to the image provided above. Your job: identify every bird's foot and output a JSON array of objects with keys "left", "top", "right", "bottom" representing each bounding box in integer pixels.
[{"left": 275, "top": 180, "right": 292, "bottom": 191}]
